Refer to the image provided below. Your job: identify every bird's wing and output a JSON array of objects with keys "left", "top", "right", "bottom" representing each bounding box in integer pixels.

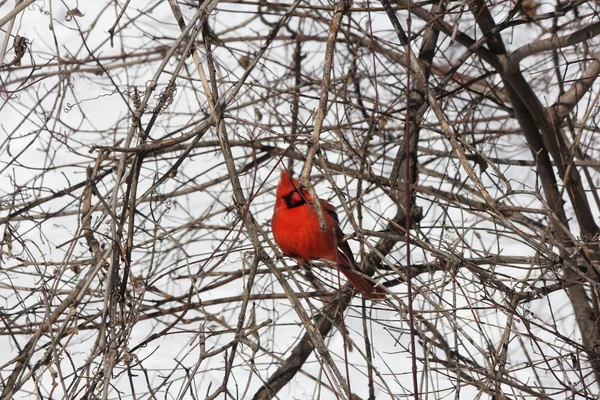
[
  {"left": 320, "top": 199, "right": 339, "bottom": 223},
  {"left": 337, "top": 239, "right": 356, "bottom": 267},
  {"left": 319, "top": 199, "right": 356, "bottom": 267}
]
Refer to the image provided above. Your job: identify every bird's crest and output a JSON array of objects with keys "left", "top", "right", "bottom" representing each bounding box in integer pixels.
[{"left": 277, "top": 170, "right": 310, "bottom": 198}]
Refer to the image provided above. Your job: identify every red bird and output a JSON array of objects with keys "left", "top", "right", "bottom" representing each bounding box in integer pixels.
[{"left": 271, "top": 170, "right": 386, "bottom": 300}]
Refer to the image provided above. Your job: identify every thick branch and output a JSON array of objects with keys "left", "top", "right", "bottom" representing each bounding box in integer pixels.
[
  {"left": 546, "top": 57, "right": 600, "bottom": 128},
  {"left": 508, "top": 21, "right": 600, "bottom": 68}
]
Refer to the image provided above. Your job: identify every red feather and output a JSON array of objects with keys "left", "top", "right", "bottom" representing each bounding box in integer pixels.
[{"left": 271, "top": 170, "right": 385, "bottom": 300}]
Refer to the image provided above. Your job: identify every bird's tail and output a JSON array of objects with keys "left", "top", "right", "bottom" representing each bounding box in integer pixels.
[
  {"left": 339, "top": 268, "right": 387, "bottom": 300},
  {"left": 335, "top": 251, "right": 386, "bottom": 301}
]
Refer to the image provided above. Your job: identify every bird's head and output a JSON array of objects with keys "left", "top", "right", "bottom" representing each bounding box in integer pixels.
[{"left": 276, "top": 170, "right": 312, "bottom": 209}]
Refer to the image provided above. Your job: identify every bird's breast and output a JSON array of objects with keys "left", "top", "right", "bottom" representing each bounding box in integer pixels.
[{"left": 272, "top": 205, "right": 336, "bottom": 261}]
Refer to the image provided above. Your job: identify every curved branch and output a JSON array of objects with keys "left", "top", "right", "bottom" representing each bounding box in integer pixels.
[
  {"left": 509, "top": 21, "right": 600, "bottom": 68},
  {"left": 546, "top": 57, "right": 600, "bottom": 127}
]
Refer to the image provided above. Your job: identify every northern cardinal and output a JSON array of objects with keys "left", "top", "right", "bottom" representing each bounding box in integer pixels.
[{"left": 271, "top": 170, "right": 386, "bottom": 300}]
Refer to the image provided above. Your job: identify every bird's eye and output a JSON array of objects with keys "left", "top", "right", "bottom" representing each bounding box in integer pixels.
[
  {"left": 284, "top": 190, "right": 306, "bottom": 208},
  {"left": 290, "top": 191, "right": 302, "bottom": 204}
]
